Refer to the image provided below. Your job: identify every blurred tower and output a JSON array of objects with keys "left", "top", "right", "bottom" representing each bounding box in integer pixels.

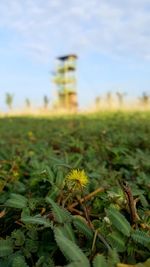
[{"left": 53, "top": 54, "right": 78, "bottom": 110}]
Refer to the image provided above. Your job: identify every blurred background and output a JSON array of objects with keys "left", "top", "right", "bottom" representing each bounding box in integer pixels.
[{"left": 0, "top": 0, "right": 150, "bottom": 114}]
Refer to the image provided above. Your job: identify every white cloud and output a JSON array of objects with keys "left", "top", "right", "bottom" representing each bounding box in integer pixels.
[{"left": 0, "top": 0, "right": 150, "bottom": 62}]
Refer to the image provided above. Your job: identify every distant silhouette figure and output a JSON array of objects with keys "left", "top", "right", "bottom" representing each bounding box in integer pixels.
[
  {"left": 116, "top": 92, "right": 126, "bottom": 108},
  {"left": 25, "top": 98, "right": 31, "bottom": 108},
  {"left": 95, "top": 96, "right": 101, "bottom": 109},
  {"left": 139, "top": 92, "right": 149, "bottom": 107},
  {"left": 5, "top": 93, "right": 14, "bottom": 110},
  {"left": 106, "top": 92, "right": 113, "bottom": 108},
  {"left": 43, "top": 95, "right": 49, "bottom": 109}
]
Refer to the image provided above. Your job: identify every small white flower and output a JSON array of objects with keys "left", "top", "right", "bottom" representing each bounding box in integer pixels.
[{"left": 103, "top": 216, "right": 111, "bottom": 224}]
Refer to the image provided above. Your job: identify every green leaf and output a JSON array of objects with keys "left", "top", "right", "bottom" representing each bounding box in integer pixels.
[
  {"left": 11, "top": 229, "right": 25, "bottom": 246},
  {"left": 47, "top": 185, "right": 60, "bottom": 200},
  {"left": 54, "top": 226, "right": 90, "bottom": 266},
  {"left": 36, "top": 255, "right": 55, "bottom": 267},
  {"left": 66, "top": 263, "right": 82, "bottom": 267},
  {"left": 107, "top": 232, "right": 126, "bottom": 252},
  {"left": 21, "top": 207, "right": 31, "bottom": 220},
  {"left": 12, "top": 255, "right": 29, "bottom": 267},
  {"left": 132, "top": 230, "right": 150, "bottom": 249},
  {"left": 73, "top": 155, "right": 83, "bottom": 168},
  {"left": 93, "top": 254, "right": 108, "bottom": 267},
  {"left": 107, "top": 207, "right": 131, "bottom": 237},
  {"left": 25, "top": 239, "right": 39, "bottom": 253},
  {"left": 5, "top": 193, "right": 27, "bottom": 209},
  {"left": 0, "top": 239, "right": 13, "bottom": 257},
  {"left": 139, "top": 195, "right": 149, "bottom": 208},
  {"left": 108, "top": 249, "right": 120, "bottom": 265},
  {"left": 27, "top": 229, "right": 38, "bottom": 240},
  {"left": 58, "top": 224, "right": 76, "bottom": 242},
  {"left": 55, "top": 170, "right": 65, "bottom": 188},
  {"left": 21, "top": 215, "right": 53, "bottom": 227},
  {"left": 73, "top": 215, "right": 93, "bottom": 240},
  {"left": 46, "top": 197, "right": 72, "bottom": 223}
]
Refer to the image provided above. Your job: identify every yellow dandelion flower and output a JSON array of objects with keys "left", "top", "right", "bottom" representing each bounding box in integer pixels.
[{"left": 66, "top": 169, "right": 88, "bottom": 190}]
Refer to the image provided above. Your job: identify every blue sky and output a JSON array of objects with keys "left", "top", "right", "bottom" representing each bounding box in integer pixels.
[{"left": 0, "top": 0, "right": 150, "bottom": 110}]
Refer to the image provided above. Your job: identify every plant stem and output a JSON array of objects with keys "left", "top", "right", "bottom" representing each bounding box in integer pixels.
[
  {"left": 68, "top": 187, "right": 105, "bottom": 209},
  {"left": 78, "top": 184, "right": 111, "bottom": 251},
  {"left": 119, "top": 180, "right": 140, "bottom": 226}
]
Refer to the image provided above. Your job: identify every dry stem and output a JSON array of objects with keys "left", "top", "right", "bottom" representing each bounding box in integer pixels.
[{"left": 68, "top": 187, "right": 105, "bottom": 210}]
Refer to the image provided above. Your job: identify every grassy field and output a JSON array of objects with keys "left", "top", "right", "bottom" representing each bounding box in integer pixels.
[{"left": 0, "top": 112, "right": 150, "bottom": 267}]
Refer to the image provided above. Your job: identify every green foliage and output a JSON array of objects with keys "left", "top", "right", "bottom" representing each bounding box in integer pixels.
[
  {"left": 47, "top": 184, "right": 60, "bottom": 200},
  {"left": 27, "top": 229, "right": 38, "bottom": 240},
  {"left": 73, "top": 215, "right": 93, "bottom": 240},
  {"left": 93, "top": 254, "right": 108, "bottom": 267},
  {"left": 107, "top": 249, "right": 120, "bottom": 266},
  {"left": 131, "top": 230, "right": 150, "bottom": 249},
  {"left": 0, "top": 239, "right": 13, "bottom": 257},
  {"left": 21, "top": 214, "right": 53, "bottom": 227},
  {"left": 107, "top": 232, "right": 126, "bottom": 252},
  {"left": 12, "top": 255, "right": 29, "bottom": 267},
  {"left": 139, "top": 194, "right": 149, "bottom": 208},
  {"left": 57, "top": 224, "right": 76, "bottom": 242},
  {"left": 0, "top": 113, "right": 150, "bottom": 266},
  {"left": 55, "top": 169, "right": 65, "bottom": 188},
  {"left": 0, "top": 259, "right": 11, "bottom": 267},
  {"left": 66, "top": 262, "right": 82, "bottom": 267},
  {"left": 106, "top": 207, "right": 131, "bottom": 237},
  {"left": 11, "top": 229, "right": 25, "bottom": 246},
  {"left": 5, "top": 193, "right": 28, "bottom": 209},
  {"left": 54, "top": 226, "right": 90, "bottom": 266},
  {"left": 46, "top": 197, "right": 72, "bottom": 223},
  {"left": 36, "top": 256, "right": 54, "bottom": 267},
  {"left": 25, "top": 238, "right": 39, "bottom": 253}
]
